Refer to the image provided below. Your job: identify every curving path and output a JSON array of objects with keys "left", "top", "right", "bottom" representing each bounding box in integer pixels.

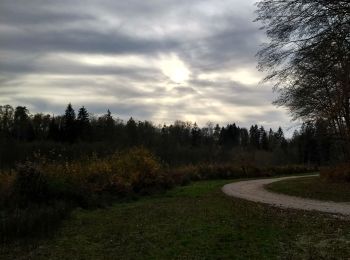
[{"left": 222, "top": 175, "right": 350, "bottom": 216}]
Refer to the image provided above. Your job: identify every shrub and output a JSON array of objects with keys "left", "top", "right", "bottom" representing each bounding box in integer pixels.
[
  {"left": 170, "top": 163, "right": 317, "bottom": 182},
  {"left": 0, "top": 201, "right": 71, "bottom": 242},
  {"left": 167, "top": 165, "right": 199, "bottom": 186},
  {"left": 320, "top": 164, "right": 350, "bottom": 182},
  {"left": 0, "top": 147, "right": 318, "bottom": 242},
  {"left": 113, "top": 147, "right": 170, "bottom": 194},
  {"left": 0, "top": 171, "right": 15, "bottom": 208},
  {"left": 13, "top": 162, "right": 49, "bottom": 205},
  {"left": 35, "top": 147, "right": 170, "bottom": 199},
  {"left": 264, "top": 165, "right": 317, "bottom": 176}
]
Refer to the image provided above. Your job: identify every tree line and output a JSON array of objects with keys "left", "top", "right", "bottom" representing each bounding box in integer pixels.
[{"left": 0, "top": 103, "right": 342, "bottom": 168}]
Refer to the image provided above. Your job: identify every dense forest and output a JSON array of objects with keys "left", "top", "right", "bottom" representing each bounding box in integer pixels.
[{"left": 0, "top": 103, "right": 343, "bottom": 169}]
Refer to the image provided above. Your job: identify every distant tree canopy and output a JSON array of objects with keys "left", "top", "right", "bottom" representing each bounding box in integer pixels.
[
  {"left": 0, "top": 103, "right": 344, "bottom": 168},
  {"left": 255, "top": 0, "right": 350, "bottom": 159}
]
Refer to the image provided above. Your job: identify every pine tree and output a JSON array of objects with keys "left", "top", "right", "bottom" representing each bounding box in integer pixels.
[
  {"left": 96, "top": 110, "right": 116, "bottom": 141},
  {"left": 276, "top": 127, "right": 284, "bottom": 141},
  {"left": 260, "top": 127, "right": 269, "bottom": 150},
  {"left": 63, "top": 103, "right": 76, "bottom": 142},
  {"left": 231, "top": 123, "right": 240, "bottom": 146},
  {"left": 240, "top": 128, "right": 249, "bottom": 147},
  {"left": 77, "top": 106, "right": 90, "bottom": 140},
  {"left": 191, "top": 122, "right": 201, "bottom": 146},
  {"left": 249, "top": 125, "right": 260, "bottom": 149},
  {"left": 104, "top": 109, "right": 114, "bottom": 133},
  {"left": 48, "top": 116, "right": 61, "bottom": 141},
  {"left": 77, "top": 106, "right": 89, "bottom": 124},
  {"left": 126, "top": 117, "right": 138, "bottom": 146}
]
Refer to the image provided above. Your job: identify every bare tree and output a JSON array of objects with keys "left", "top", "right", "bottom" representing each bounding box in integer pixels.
[{"left": 255, "top": 0, "right": 350, "bottom": 159}]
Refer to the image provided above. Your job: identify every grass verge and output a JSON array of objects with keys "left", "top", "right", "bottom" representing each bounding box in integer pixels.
[
  {"left": 1, "top": 179, "right": 350, "bottom": 259},
  {"left": 266, "top": 176, "right": 350, "bottom": 202}
]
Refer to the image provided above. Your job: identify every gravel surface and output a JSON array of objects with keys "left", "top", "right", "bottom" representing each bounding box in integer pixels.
[{"left": 222, "top": 175, "right": 350, "bottom": 216}]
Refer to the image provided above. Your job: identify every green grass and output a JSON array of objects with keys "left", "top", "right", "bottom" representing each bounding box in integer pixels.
[
  {"left": 1, "top": 179, "right": 350, "bottom": 259},
  {"left": 267, "top": 176, "right": 350, "bottom": 202}
]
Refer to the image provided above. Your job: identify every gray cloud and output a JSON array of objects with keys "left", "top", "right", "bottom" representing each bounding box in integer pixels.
[
  {"left": 0, "top": 29, "right": 180, "bottom": 55},
  {"left": 0, "top": 57, "right": 162, "bottom": 81},
  {"left": 0, "top": 0, "right": 292, "bottom": 132}
]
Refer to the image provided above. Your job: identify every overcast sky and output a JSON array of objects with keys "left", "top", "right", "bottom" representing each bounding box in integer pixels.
[{"left": 0, "top": 0, "right": 297, "bottom": 134}]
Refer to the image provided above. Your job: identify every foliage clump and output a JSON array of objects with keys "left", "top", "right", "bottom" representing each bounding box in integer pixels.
[
  {"left": 0, "top": 147, "right": 168, "bottom": 241},
  {"left": 0, "top": 146, "right": 317, "bottom": 242},
  {"left": 320, "top": 164, "right": 350, "bottom": 183}
]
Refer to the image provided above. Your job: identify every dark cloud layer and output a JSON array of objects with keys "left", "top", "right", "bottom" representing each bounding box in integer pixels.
[{"left": 0, "top": 0, "right": 293, "bottom": 134}]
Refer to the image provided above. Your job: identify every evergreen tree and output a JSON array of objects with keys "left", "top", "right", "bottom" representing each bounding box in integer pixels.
[
  {"left": 77, "top": 106, "right": 90, "bottom": 140},
  {"left": 48, "top": 116, "right": 60, "bottom": 141},
  {"left": 240, "top": 128, "right": 249, "bottom": 147},
  {"left": 230, "top": 123, "right": 240, "bottom": 146},
  {"left": 276, "top": 127, "right": 284, "bottom": 141},
  {"left": 260, "top": 127, "right": 269, "bottom": 150},
  {"left": 63, "top": 103, "right": 76, "bottom": 142},
  {"left": 268, "top": 128, "right": 276, "bottom": 150},
  {"left": 191, "top": 122, "right": 201, "bottom": 146},
  {"left": 96, "top": 109, "right": 115, "bottom": 141},
  {"left": 126, "top": 117, "right": 138, "bottom": 146},
  {"left": 249, "top": 125, "right": 260, "bottom": 149},
  {"left": 104, "top": 109, "right": 115, "bottom": 133},
  {"left": 77, "top": 106, "right": 89, "bottom": 124}
]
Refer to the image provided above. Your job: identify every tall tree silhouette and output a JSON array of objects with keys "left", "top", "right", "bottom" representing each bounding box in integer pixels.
[
  {"left": 126, "top": 117, "right": 138, "bottom": 146},
  {"left": 0, "top": 105, "right": 14, "bottom": 137},
  {"left": 260, "top": 126, "right": 269, "bottom": 150},
  {"left": 63, "top": 103, "right": 76, "bottom": 142},
  {"left": 256, "top": 0, "right": 350, "bottom": 160},
  {"left": 96, "top": 109, "right": 116, "bottom": 141},
  {"left": 191, "top": 122, "right": 201, "bottom": 146},
  {"left": 77, "top": 106, "right": 90, "bottom": 140},
  {"left": 48, "top": 116, "right": 61, "bottom": 141},
  {"left": 249, "top": 125, "right": 260, "bottom": 149},
  {"left": 32, "top": 113, "right": 51, "bottom": 140},
  {"left": 104, "top": 109, "right": 115, "bottom": 135},
  {"left": 213, "top": 124, "right": 221, "bottom": 143},
  {"left": 13, "top": 106, "right": 34, "bottom": 141},
  {"left": 240, "top": 128, "right": 249, "bottom": 147}
]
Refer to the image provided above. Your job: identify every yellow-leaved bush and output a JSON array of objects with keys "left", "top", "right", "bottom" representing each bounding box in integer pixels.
[
  {"left": 0, "top": 147, "right": 317, "bottom": 209},
  {"left": 0, "top": 147, "right": 170, "bottom": 209}
]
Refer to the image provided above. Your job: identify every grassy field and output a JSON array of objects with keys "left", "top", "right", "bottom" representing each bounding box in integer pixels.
[
  {"left": 267, "top": 176, "right": 350, "bottom": 202},
  {"left": 1, "top": 179, "right": 350, "bottom": 259}
]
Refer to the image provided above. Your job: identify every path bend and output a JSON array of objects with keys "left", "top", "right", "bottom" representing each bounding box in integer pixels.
[{"left": 222, "top": 175, "right": 350, "bottom": 216}]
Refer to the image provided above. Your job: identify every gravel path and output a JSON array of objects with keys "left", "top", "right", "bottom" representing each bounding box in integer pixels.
[{"left": 222, "top": 175, "right": 350, "bottom": 216}]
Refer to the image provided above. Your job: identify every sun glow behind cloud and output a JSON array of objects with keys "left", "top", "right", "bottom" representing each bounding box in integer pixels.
[
  {"left": 0, "top": 0, "right": 294, "bottom": 134},
  {"left": 159, "top": 54, "right": 191, "bottom": 84}
]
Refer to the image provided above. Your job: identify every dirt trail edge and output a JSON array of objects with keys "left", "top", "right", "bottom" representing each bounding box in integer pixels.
[{"left": 222, "top": 175, "right": 350, "bottom": 216}]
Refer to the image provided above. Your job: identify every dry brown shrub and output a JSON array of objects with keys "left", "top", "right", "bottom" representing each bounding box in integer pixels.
[{"left": 320, "top": 164, "right": 350, "bottom": 182}]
